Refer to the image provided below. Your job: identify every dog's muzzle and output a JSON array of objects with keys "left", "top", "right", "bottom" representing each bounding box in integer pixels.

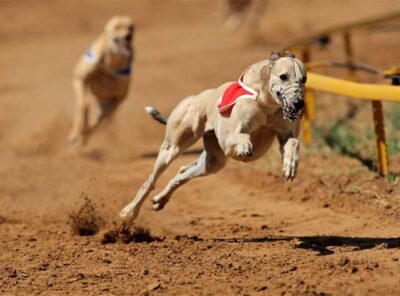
[{"left": 277, "top": 85, "right": 305, "bottom": 122}]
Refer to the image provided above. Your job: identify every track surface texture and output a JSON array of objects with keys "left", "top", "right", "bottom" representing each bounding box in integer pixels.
[{"left": 1, "top": 1, "right": 400, "bottom": 295}]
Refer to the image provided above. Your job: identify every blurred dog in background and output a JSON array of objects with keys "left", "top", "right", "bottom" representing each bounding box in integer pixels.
[
  {"left": 218, "top": 0, "right": 268, "bottom": 31},
  {"left": 68, "top": 16, "right": 134, "bottom": 147}
]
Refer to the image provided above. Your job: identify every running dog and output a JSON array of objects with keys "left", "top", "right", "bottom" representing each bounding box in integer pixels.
[
  {"left": 218, "top": 0, "right": 268, "bottom": 31},
  {"left": 68, "top": 16, "right": 134, "bottom": 147},
  {"left": 120, "top": 51, "right": 306, "bottom": 219}
]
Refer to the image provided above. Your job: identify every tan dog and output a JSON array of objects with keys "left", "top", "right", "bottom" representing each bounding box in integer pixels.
[
  {"left": 219, "top": 0, "right": 268, "bottom": 31},
  {"left": 120, "top": 51, "right": 307, "bottom": 219},
  {"left": 68, "top": 16, "right": 134, "bottom": 147}
]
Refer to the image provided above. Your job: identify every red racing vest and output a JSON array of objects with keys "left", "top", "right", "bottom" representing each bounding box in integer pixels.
[{"left": 217, "top": 74, "right": 258, "bottom": 117}]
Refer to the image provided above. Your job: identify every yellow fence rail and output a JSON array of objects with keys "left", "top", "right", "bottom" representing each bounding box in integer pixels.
[
  {"left": 304, "top": 72, "right": 400, "bottom": 176},
  {"left": 279, "top": 10, "right": 400, "bottom": 177},
  {"left": 282, "top": 10, "right": 400, "bottom": 51},
  {"left": 307, "top": 73, "right": 400, "bottom": 101}
]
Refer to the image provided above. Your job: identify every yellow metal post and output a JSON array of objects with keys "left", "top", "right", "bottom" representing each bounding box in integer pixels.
[
  {"left": 344, "top": 31, "right": 387, "bottom": 176},
  {"left": 372, "top": 101, "right": 388, "bottom": 176},
  {"left": 302, "top": 88, "right": 315, "bottom": 144},
  {"left": 343, "top": 31, "right": 358, "bottom": 81},
  {"left": 302, "top": 48, "right": 315, "bottom": 144}
]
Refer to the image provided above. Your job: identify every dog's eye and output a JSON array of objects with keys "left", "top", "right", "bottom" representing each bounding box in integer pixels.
[
  {"left": 280, "top": 74, "right": 288, "bottom": 81},
  {"left": 301, "top": 76, "right": 307, "bottom": 84}
]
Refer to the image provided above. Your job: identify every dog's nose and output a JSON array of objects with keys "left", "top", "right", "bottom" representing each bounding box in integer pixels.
[
  {"left": 293, "top": 100, "right": 304, "bottom": 111},
  {"left": 124, "top": 34, "right": 132, "bottom": 42}
]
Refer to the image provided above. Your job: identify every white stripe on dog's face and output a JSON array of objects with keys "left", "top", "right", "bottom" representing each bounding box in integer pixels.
[{"left": 269, "top": 57, "right": 307, "bottom": 121}]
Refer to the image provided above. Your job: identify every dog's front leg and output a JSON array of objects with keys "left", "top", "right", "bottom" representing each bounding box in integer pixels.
[
  {"left": 281, "top": 137, "right": 299, "bottom": 180},
  {"left": 224, "top": 100, "right": 265, "bottom": 158},
  {"left": 68, "top": 78, "right": 90, "bottom": 147},
  {"left": 226, "top": 130, "right": 253, "bottom": 157},
  {"left": 277, "top": 121, "right": 301, "bottom": 181}
]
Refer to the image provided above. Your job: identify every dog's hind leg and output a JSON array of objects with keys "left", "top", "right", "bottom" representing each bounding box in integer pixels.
[
  {"left": 120, "top": 98, "right": 206, "bottom": 220},
  {"left": 84, "top": 98, "right": 122, "bottom": 138},
  {"left": 119, "top": 142, "right": 180, "bottom": 219},
  {"left": 95, "top": 98, "right": 122, "bottom": 123},
  {"left": 152, "top": 130, "right": 226, "bottom": 211}
]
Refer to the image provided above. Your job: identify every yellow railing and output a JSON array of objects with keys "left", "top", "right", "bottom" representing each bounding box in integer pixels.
[
  {"left": 281, "top": 10, "right": 400, "bottom": 51},
  {"left": 280, "top": 10, "right": 400, "bottom": 176},
  {"left": 304, "top": 73, "right": 400, "bottom": 176},
  {"left": 307, "top": 73, "right": 400, "bottom": 101}
]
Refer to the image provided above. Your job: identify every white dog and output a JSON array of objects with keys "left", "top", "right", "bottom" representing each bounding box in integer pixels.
[
  {"left": 120, "top": 51, "right": 307, "bottom": 219},
  {"left": 68, "top": 16, "right": 134, "bottom": 147}
]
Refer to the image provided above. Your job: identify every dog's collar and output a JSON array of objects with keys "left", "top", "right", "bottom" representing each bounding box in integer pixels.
[
  {"left": 114, "top": 55, "right": 132, "bottom": 76},
  {"left": 113, "top": 51, "right": 133, "bottom": 76},
  {"left": 84, "top": 48, "right": 132, "bottom": 76}
]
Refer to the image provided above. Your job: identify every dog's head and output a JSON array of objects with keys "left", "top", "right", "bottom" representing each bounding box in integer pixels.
[
  {"left": 105, "top": 16, "right": 134, "bottom": 53},
  {"left": 267, "top": 51, "right": 307, "bottom": 121}
]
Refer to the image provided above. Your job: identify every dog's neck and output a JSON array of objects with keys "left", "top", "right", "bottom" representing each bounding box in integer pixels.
[
  {"left": 101, "top": 38, "right": 133, "bottom": 76},
  {"left": 106, "top": 43, "right": 131, "bottom": 62},
  {"left": 241, "top": 60, "right": 281, "bottom": 114}
]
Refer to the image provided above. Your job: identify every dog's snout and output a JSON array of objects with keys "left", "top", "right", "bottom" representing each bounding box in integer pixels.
[
  {"left": 124, "top": 33, "right": 132, "bottom": 41},
  {"left": 293, "top": 100, "right": 304, "bottom": 111}
]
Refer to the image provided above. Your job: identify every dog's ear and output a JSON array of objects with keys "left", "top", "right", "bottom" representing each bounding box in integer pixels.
[
  {"left": 269, "top": 51, "right": 281, "bottom": 61},
  {"left": 283, "top": 51, "right": 296, "bottom": 58},
  {"left": 105, "top": 17, "right": 117, "bottom": 33},
  {"left": 260, "top": 65, "right": 269, "bottom": 82}
]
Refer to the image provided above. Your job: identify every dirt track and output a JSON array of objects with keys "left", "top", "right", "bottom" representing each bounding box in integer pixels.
[{"left": 1, "top": 1, "right": 400, "bottom": 295}]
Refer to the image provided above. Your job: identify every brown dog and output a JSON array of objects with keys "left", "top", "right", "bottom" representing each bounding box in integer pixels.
[
  {"left": 68, "top": 16, "right": 134, "bottom": 147},
  {"left": 218, "top": 0, "right": 268, "bottom": 31},
  {"left": 120, "top": 51, "right": 307, "bottom": 220}
]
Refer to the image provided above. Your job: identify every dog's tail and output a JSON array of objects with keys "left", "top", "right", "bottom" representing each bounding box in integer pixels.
[{"left": 144, "top": 106, "right": 168, "bottom": 125}]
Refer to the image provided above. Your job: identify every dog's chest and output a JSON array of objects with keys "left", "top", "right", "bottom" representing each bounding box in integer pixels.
[
  {"left": 88, "top": 69, "right": 129, "bottom": 99},
  {"left": 103, "top": 52, "right": 133, "bottom": 76},
  {"left": 262, "top": 108, "right": 286, "bottom": 128}
]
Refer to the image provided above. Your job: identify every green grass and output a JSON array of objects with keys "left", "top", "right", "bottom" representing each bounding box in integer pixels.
[
  {"left": 310, "top": 101, "right": 400, "bottom": 178},
  {"left": 385, "top": 102, "right": 400, "bottom": 157},
  {"left": 324, "top": 123, "right": 357, "bottom": 153},
  {"left": 313, "top": 121, "right": 377, "bottom": 171},
  {"left": 387, "top": 103, "right": 400, "bottom": 131}
]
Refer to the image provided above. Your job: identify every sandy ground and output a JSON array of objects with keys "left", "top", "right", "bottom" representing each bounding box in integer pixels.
[{"left": 1, "top": 1, "right": 400, "bottom": 295}]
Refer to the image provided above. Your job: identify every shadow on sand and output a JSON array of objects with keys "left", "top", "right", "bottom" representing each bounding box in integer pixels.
[
  {"left": 218, "top": 236, "right": 400, "bottom": 255},
  {"left": 141, "top": 148, "right": 203, "bottom": 158},
  {"left": 178, "top": 235, "right": 400, "bottom": 256}
]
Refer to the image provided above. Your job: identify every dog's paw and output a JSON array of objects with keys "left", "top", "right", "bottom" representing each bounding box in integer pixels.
[
  {"left": 151, "top": 194, "right": 168, "bottom": 211},
  {"left": 119, "top": 204, "right": 139, "bottom": 220},
  {"left": 119, "top": 207, "right": 131, "bottom": 219},
  {"left": 67, "top": 134, "right": 83, "bottom": 148},
  {"left": 236, "top": 140, "right": 254, "bottom": 157},
  {"left": 282, "top": 152, "right": 299, "bottom": 181}
]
